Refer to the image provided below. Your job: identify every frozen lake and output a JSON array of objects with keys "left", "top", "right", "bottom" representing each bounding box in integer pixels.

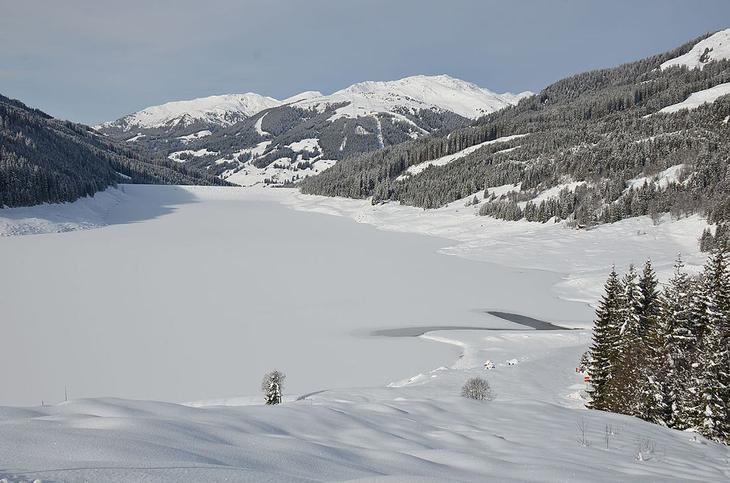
[{"left": 0, "top": 185, "right": 591, "bottom": 406}]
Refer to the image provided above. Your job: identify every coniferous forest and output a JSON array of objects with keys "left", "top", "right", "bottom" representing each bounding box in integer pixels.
[
  {"left": 300, "top": 32, "right": 730, "bottom": 236},
  {"left": 0, "top": 94, "right": 229, "bottom": 208},
  {"left": 588, "top": 250, "right": 730, "bottom": 444}
]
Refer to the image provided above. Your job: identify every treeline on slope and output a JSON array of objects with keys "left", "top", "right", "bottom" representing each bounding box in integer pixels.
[
  {"left": 299, "top": 32, "right": 730, "bottom": 228},
  {"left": 0, "top": 94, "right": 229, "bottom": 208},
  {"left": 587, "top": 251, "right": 730, "bottom": 445},
  {"left": 174, "top": 104, "right": 470, "bottom": 178}
]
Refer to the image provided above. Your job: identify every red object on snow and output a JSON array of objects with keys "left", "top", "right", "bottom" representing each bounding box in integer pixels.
[{"left": 584, "top": 375, "right": 590, "bottom": 383}]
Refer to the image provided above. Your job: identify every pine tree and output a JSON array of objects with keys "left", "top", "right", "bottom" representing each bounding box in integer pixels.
[
  {"left": 588, "top": 267, "right": 623, "bottom": 411},
  {"left": 659, "top": 256, "right": 695, "bottom": 428},
  {"left": 262, "top": 370, "right": 286, "bottom": 405},
  {"left": 637, "top": 260, "right": 660, "bottom": 338},
  {"left": 638, "top": 259, "right": 668, "bottom": 424},
  {"left": 698, "top": 247, "right": 730, "bottom": 442},
  {"left": 611, "top": 265, "right": 643, "bottom": 416},
  {"left": 620, "top": 265, "right": 642, "bottom": 342}
]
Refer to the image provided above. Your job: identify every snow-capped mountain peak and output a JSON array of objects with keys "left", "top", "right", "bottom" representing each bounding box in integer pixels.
[
  {"left": 661, "top": 28, "right": 730, "bottom": 70},
  {"left": 293, "top": 74, "right": 532, "bottom": 120},
  {"left": 282, "top": 91, "right": 324, "bottom": 104},
  {"left": 99, "top": 92, "right": 283, "bottom": 132}
]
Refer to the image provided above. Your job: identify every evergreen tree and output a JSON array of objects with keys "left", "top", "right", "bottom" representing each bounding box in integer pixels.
[
  {"left": 620, "top": 265, "right": 642, "bottom": 341},
  {"left": 660, "top": 256, "right": 695, "bottom": 428},
  {"left": 637, "top": 259, "right": 668, "bottom": 423},
  {"left": 698, "top": 247, "right": 730, "bottom": 442},
  {"left": 611, "top": 265, "right": 643, "bottom": 416},
  {"left": 262, "top": 370, "right": 286, "bottom": 405},
  {"left": 637, "top": 260, "right": 660, "bottom": 338},
  {"left": 588, "top": 267, "right": 623, "bottom": 411},
  {"left": 681, "top": 271, "right": 709, "bottom": 430}
]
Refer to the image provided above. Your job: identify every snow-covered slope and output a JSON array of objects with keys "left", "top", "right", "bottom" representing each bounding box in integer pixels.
[
  {"left": 2, "top": 328, "right": 728, "bottom": 482},
  {"left": 293, "top": 74, "right": 531, "bottom": 120},
  {"left": 397, "top": 133, "right": 528, "bottom": 180},
  {"left": 661, "top": 28, "right": 730, "bottom": 70},
  {"left": 659, "top": 81, "right": 730, "bottom": 113},
  {"left": 97, "top": 93, "right": 283, "bottom": 132}
]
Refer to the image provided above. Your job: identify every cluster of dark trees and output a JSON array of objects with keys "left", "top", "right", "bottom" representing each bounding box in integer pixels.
[
  {"left": 299, "top": 31, "right": 730, "bottom": 235},
  {"left": 0, "top": 94, "right": 228, "bottom": 208},
  {"left": 588, "top": 251, "right": 730, "bottom": 444}
]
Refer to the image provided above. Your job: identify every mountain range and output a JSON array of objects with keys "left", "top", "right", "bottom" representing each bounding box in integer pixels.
[
  {"left": 3, "top": 28, "right": 730, "bottom": 242},
  {"left": 95, "top": 75, "right": 531, "bottom": 186}
]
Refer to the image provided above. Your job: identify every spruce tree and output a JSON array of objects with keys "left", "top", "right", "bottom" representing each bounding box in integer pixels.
[
  {"left": 588, "top": 267, "right": 623, "bottom": 411},
  {"left": 620, "top": 265, "right": 642, "bottom": 341},
  {"left": 612, "top": 265, "right": 643, "bottom": 416},
  {"left": 660, "top": 256, "right": 695, "bottom": 428},
  {"left": 638, "top": 260, "right": 668, "bottom": 424},
  {"left": 637, "top": 260, "right": 660, "bottom": 338},
  {"left": 698, "top": 247, "right": 730, "bottom": 442},
  {"left": 262, "top": 370, "right": 286, "bottom": 405},
  {"left": 680, "top": 271, "right": 708, "bottom": 430}
]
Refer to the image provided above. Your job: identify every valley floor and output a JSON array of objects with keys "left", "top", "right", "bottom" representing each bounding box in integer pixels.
[{"left": 0, "top": 185, "right": 726, "bottom": 482}]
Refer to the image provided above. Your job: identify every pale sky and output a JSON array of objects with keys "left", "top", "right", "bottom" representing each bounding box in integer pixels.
[{"left": 1, "top": 0, "right": 729, "bottom": 124}]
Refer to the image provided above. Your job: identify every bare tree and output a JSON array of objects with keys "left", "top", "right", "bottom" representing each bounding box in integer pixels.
[
  {"left": 577, "top": 418, "right": 590, "bottom": 447},
  {"left": 461, "top": 377, "right": 494, "bottom": 401},
  {"left": 262, "top": 370, "right": 286, "bottom": 405}
]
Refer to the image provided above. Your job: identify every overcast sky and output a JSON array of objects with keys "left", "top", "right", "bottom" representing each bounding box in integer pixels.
[{"left": 1, "top": 0, "right": 729, "bottom": 124}]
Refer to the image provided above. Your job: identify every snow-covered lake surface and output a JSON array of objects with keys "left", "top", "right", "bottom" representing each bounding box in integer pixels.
[
  {"left": 0, "top": 185, "right": 591, "bottom": 407},
  {"left": 2, "top": 185, "right": 726, "bottom": 482}
]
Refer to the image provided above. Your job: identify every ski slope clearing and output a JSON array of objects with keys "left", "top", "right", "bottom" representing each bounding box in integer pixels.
[
  {"left": 397, "top": 134, "right": 528, "bottom": 180},
  {"left": 530, "top": 180, "right": 586, "bottom": 204},
  {"left": 1, "top": 329, "right": 728, "bottom": 482},
  {"left": 659, "top": 82, "right": 730, "bottom": 113},
  {"left": 627, "top": 164, "right": 686, "bottom": 190},
  {"left": 661, "top": 28, "right": 730, "bottom": 70}
]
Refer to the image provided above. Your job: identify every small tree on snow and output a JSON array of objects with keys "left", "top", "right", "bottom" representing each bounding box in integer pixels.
[
  {"left": 262, "top": 370, "right": 285, "bottom": 405},
  {"left": 461, "top": 377, "right": 494, "bottom": 401},
  {"left": 578, "top": 350, "right": 591, "bottom": 373}
]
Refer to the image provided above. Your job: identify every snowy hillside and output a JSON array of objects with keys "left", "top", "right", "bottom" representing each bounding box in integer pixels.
[
  {"left": 658, "top": 81, "right": 730, "bottom": 113},
  {"left": 661, "top": 28, "right": 730, "bottom": 70},
  {"left": 291, "top": 74, "right": 532, "bottom": 120},
  {"left": 2, "top": 329, "right": 728, "bottom": 482},
  {"left": 96, "top": 93, "right": 284, "bottom": 133}
]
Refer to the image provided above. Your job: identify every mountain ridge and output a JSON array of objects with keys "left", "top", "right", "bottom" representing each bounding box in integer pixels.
[
  {"left": 95, "top": 74, "right": 530, "bottom": 186},
  {"left": 98, "top": 74, "right": 530, "bottom": 134}
]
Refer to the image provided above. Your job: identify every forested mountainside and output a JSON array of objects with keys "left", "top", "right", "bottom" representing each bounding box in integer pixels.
[
  {"left": 0, "top": 94, "right": 228, "bottom": 208},
  {"left": 300, "top": 30, "right": 730, "bottom": 231},
  {"left": 96, "top": 75, "right": 528, "bottom": 186}
]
